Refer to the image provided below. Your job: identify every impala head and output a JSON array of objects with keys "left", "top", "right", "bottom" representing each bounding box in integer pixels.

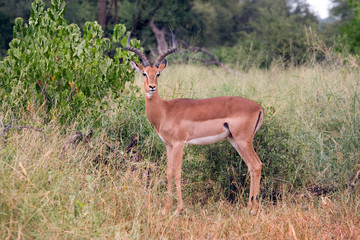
[{"left": 125, "top": 28, "right": 177, "bottom": 98}]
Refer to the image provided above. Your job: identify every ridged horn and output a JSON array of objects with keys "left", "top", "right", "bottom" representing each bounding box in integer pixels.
[
  {"left": 154, "top": 27, "right": 177, "bottom": 67},
  {"left": 124, "top": 29, "right": 151, "bottom": 67}
]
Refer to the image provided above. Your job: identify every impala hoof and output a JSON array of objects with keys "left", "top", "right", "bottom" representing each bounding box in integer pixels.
[
  {"left": 174, "top": 206, "right": 184, "bottom": 216},
  {"left": 250, "top": 207, "right": 259, "bottom": 215},
  {"left": 162, "top": 207, "right": 169, "bottom": 215},
  {"left": 248, "top": 202, "right": 259, "bottom": 215}
]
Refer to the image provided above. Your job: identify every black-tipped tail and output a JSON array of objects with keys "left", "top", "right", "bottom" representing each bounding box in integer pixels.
[{"left": 254, "top": 110, "right": 262, "bottom": 133}]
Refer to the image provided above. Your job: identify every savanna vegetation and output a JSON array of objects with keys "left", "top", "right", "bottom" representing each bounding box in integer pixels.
[{"left": 0, "top": 0, "right": 359, "bottom": 239}]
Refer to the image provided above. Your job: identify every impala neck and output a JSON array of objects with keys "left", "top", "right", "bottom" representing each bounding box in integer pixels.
[{"left": 145, "top": 91, "right": 164, "bottom": 130}]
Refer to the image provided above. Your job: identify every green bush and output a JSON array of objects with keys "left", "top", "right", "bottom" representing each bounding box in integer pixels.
[
  {"left": 341, "top": 0, "right": 360, "bottom": 55},
  {"left": 0, "top": 0, "right": 140, "bottom": 126}
]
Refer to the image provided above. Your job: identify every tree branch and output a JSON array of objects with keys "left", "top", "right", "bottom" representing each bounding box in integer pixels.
[
  {"left": 0, "top": 119, "right": 42, "bottom": 137},
  {"left": 149, "top": 19, "right": 168, "bottom": 54},
  {"left": 178, "top": 39, "right": 243, "bottom": 75},
  {"left": 13, "top": 126, "right": 42, "bottom": 133},
  {"left": 0, "top": 119, "right": 15, "bottom": 137}
]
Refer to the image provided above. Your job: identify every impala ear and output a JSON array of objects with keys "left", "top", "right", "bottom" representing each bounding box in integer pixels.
[
  {"left": 158, "top": 59, "right": 167, "bottom": 72},
  {"left": 129, "top": 60, "right": 144, "bottom": 72}
]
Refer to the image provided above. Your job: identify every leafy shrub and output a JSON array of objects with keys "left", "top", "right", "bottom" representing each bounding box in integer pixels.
[
  {"left": 340, "top": 0, "right": 360, "bottom": 55},
  {"left": 0, "top": 0, "right": 140, "bottom": 126}
]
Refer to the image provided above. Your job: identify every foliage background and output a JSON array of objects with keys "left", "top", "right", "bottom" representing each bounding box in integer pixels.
[{"left": 0, "top": 0, "right": 359, "bottom": 64}]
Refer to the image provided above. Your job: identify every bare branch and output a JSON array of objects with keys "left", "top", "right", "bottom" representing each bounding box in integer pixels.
[
  {"left": 13, "top": 126, "right": 42, "bottom": 133},
  {"left": 350, "top": 169, "right": 360, "bottom": 190},
  {"left": 153, "top": 27, "right": 177, "bottom": 67},
  {"left": 177, "top": 39, "right": 243, "bottom": 75},
  {"left": 62, "top": 131, "right": 86, "bottom": 151},
  {"left": 149, "top": 19, "right": 168, "bottom": 54},
  {"left": 179, "top": 39, "right": 224, "bottom": 67},
  {"left": 61, "top": 129, "right": 142, "bottom": 167},
  {"left": 0, "top": 119, "right": 15, "bottom": 137},
  {"left": 126, "top": 135, "right": 139, "bottom": 153},
  {"left": 99, "top": 140, "right": 116, "bottom": 153},
  {"left": 0, "top": 119, "right": 42, "bottom": 137}
]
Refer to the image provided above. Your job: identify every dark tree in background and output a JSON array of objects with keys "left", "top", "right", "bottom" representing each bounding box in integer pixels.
[
  {"left": 0, "top": 0, "right": 33, "bottom": 56},
  {"left": 331, "top": 0, "right": 353, "bottom": 20},
  {"left": 98, "top": 0, "right": 107, "bottom": 28},
  {"left": 0, "top": 11, "right": 12, "bottom": 57},
  {"left": 116, "top": 0, "right": 195, "bottom": 57}
]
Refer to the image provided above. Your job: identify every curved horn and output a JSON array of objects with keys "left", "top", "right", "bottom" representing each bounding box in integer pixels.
[
  {"left": 154, "top": 27, "right": 177, "bottom": 67},
  {"left": 124, "top": 29, "right": 151, "bottom": 67}
]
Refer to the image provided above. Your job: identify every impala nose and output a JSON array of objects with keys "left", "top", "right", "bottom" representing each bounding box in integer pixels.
[{"left": 149, "top": 85, "right": 156, "bottom": 91}]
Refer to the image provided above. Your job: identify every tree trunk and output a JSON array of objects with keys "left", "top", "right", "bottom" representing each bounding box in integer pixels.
[
  {"left": 98, "top": 0, "right": 107, "bottom": 28},
  {"left": 149, "top": 19, "right": 168, "bottom": 54},
  {"left": 114, "top": 0, "right": 118, "bottom": 23}
]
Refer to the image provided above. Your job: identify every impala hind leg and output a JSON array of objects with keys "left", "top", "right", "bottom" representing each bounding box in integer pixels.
[{"left": 229, "top": 137, "right": 262, "bottom": 214}]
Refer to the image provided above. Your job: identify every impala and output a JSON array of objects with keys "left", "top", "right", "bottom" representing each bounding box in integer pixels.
[{"left": 125, "top": 29, "right": 264, "bottom": 215}]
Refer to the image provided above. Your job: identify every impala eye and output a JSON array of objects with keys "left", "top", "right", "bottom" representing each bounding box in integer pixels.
[
  {"left": 156, "top": 73, "right": 160, "bottom": 78},
  {"left": 142, "top": 73, "right": 147, "bottom": 77}
]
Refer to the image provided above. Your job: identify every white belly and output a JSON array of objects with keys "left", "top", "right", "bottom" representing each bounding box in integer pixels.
[{"left": 185, "top": 129, "right": 229, "bottom": 145}]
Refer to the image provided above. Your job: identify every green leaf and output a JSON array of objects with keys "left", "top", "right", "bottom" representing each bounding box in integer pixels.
[{"left": 112, "top": 24, "right": 126, "bottom": 43}]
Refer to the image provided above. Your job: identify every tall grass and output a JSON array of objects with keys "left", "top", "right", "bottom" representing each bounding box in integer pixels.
[{"left": 1, "top": 62, "right": 359, "bottom": 239}]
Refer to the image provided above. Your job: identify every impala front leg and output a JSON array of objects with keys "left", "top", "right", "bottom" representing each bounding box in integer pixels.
[
  {"left": 173, "top": 142, "right": 185, "bottom": 215},
  {"left": 163, "top": 144, "right": 174, "bottom": 215}
]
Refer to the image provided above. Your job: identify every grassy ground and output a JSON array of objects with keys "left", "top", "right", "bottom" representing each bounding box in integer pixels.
[{"left": 1, "top": 63, "right": 359, "bottom": 239}]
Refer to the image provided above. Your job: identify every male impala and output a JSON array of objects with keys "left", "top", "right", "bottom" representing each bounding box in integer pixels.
[{"left": 125, "top": 29, "right": 264, "bottom": 215}]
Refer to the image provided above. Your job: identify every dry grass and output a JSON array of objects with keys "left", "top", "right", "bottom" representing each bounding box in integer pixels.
[
  {"left": 1, "top": 64, "right": 359, "bottom": 239},
  {"left": 1, "top": 129, "right": 359, "bottom": 239}
]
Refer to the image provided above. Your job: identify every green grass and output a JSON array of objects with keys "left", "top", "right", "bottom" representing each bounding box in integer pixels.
[{"left": 1, "top": 63, "right": 359, "bottom": 239}]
